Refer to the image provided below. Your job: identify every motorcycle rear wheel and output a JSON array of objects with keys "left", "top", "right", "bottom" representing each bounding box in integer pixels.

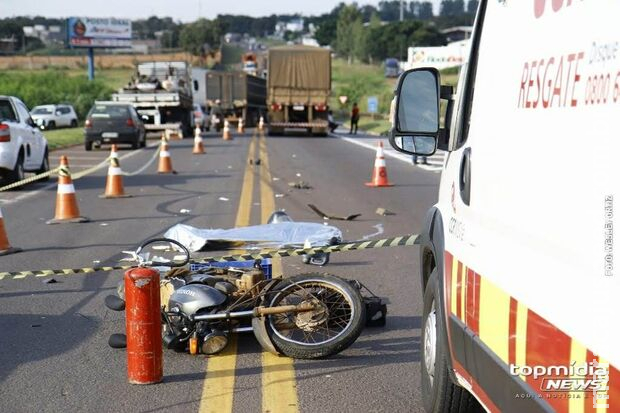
[{"left": 266, "top": 273, "right": 365, "bottom": 359}]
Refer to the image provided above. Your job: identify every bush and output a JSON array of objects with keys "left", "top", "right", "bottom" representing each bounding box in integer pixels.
[{"left": 0, "top": 70, "right": 114, "bottom": 119}]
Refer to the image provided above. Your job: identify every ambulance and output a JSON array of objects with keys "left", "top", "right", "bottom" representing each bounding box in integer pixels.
[{"left": 389, "top": 1, "right": 619, "bottom": 412}]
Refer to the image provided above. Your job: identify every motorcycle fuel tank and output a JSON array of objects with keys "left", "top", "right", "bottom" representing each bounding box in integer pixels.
[{"left": 169, "top": 284, "right": 227, "bottom": 315}]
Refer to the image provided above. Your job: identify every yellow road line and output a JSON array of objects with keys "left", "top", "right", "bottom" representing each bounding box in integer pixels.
[
  {"left": 199, "top": 134, "right": 257, "bottom": 413},
  {"left": 259, "top": 131, "right": 299, "bottom": 413}
]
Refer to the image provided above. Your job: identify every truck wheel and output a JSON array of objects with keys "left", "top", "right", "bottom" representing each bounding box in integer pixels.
[{"left": 421, "top": 269, "right": 483, "bottom": 413}]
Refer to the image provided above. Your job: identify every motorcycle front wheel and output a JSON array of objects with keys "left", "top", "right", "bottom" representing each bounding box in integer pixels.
[{"left": 266, "top": 273, "right": 365, "bottom": 359}]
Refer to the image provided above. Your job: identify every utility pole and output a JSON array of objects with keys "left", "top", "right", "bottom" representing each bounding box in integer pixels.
[{"left": 400, "top": 0, "right": 404, "bottom": 21}]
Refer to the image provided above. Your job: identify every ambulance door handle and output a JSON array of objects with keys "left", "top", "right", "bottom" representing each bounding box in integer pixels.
[{"left": 459, "top": 148, "right": 471, "bottom": 206}]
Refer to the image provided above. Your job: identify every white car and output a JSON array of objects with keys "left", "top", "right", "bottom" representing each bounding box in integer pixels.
[
  {"left": 0, "top": 96, "right": 49, "bottom": 185},
  {"left": 30, "top": 104, "right": 79, "bottom": 130}
]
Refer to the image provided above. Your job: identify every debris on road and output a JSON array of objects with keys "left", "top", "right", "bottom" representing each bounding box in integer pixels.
[
  {"left": 218, "top": 197, "right": 230, "bottom": 202},
  {"left": 100, "top": 223, "right": 109, "bottom": 227},
  {"left": 275, "top": 194, "right": 285, "bottom": 198},
  {"left": 179, "top": 209, "right": 191, "bottom": 214},
  {"left": 43, "top": 278, "right": 58, "bottom": 284},
  {"left": 249, "top": 158, "right": 261, "bottom": 165},
  {"left": 307, "top": 203, "right": 361, "bottom": 221},
  {"left": 376, "top": 207, "right": 396, "bottom": 216},
  {"left": 288, "top": 181, "right": 312, "bottom": 189},
  {"left": 273, "top": 177, "right": 280, "bottom": 181}
]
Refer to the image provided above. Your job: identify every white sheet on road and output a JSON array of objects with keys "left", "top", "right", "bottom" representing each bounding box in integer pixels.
[{"left": 164, "top": 222, "right": 343, "bottom": 252}]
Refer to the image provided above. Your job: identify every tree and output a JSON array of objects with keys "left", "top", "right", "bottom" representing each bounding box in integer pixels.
[
  {"left": 418, "top": 2, "right": 434, "bottom": 19},
  {"left": 315, "top": 19, "right": 337, "bottom": 47},
  {"left": 179, "top": 19, "right": 224, "bottom": 56},
  {"left": 336, "top": 5, "right": 362, "bottom": 63}
]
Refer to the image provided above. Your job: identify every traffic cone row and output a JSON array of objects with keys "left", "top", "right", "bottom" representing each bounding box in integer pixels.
[
  {"left": 366, "top": 141, "right": 393, "bottom": 187},
  {"left": 223, "top": 120, "right": 232, "bottom": 140},
  {"left": 101, "top": 145, "right": 131, "bottom": 198},
  {"left": 158, "top": 134, "right": 175, "bottom": 174},
  {"left": 237, "top": 118, "right": 245, "bottom": 134},
  {"left": 47, "top": 156, "right": 89, "bottom": 224},
  {"left": 193, "top": 126, "right": 205, "bottom": 155},
  {"left": 0, "top": 207, "right": 21, "bottom": 256}
]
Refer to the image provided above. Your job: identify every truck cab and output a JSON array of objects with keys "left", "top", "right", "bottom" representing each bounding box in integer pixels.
[{"left": 389, "top": 1, "right": 619, "bottom": 412}]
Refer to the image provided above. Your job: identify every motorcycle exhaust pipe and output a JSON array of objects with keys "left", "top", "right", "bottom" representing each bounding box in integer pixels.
[{"left": 192, "top": 303, "right": 316, "bottom": 322}]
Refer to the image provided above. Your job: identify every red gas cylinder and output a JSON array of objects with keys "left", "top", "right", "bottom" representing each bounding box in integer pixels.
[{"left": 124, "top": 267, "right": 163, "bottom": 384}]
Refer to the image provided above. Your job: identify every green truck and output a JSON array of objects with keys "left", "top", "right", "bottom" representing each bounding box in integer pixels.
[{"left": 267, "top": 46, "right": 331, "bottom": 136}]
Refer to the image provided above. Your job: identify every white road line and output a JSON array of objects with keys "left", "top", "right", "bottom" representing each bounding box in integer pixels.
[
  {"left": 0, "top": 142, "right": 158, "bottom": 206},
  {"left": 334, "top": 135, "right": 445, "bottom": 172}
]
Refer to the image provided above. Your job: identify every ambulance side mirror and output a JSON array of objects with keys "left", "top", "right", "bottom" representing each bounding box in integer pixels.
[{"left": 389, "top": 68, "right": 440, "bottom": 157}]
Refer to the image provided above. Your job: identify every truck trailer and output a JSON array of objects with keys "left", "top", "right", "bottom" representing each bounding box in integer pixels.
[
  {"left": 205, "top": 71, "right": 266, "bottom": 130},
  {"left": 267, "top": 45, "right": 331, "bottom": 136},
  {"left": 112, "top": 61, "right": 193, "bottom": 137}
]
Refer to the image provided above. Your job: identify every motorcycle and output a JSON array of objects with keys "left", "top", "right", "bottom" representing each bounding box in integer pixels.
[{"left": 106, "top": 238, "right": 367, "bottom": 359}]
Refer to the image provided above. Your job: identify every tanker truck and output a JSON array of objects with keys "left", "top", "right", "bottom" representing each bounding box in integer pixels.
[{"left": 267, "top": 46, "right": 331, "bottom": 136}]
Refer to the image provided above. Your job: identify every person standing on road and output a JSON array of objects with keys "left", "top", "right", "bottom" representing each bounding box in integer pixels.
[{"left": 349, "top": 102, "right": 359, "bottom": 135}]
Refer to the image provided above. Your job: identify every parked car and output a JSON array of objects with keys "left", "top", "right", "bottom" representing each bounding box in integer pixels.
[
  {"left": 192, "top": 103, "right": 210, "bottom": 132},
  {"left": 0, "top": 96, "right": 49, "bottom": 186},
  {"left": 30, "top": 104, "right": 79, "bottom": 130},
  {"left": 84, "top": 102, "right": 146, "bottom": 151}
]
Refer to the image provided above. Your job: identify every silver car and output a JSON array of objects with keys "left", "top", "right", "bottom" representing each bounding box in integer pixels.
[{"left": 30, "top": 104, "right": 79, "bottom": 130}]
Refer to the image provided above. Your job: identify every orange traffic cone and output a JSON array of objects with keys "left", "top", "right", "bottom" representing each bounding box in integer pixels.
[
  {"left": 258, "top": 116, "right": 265, "bottom": 132},
  {"left": 0, "top": 207, "right": 21, "bottom": 256},
  {"left": 223, "top": 120, "right": 232, "bottom": 141},
  {"left": 158, "top": 134, "right": 175, "bottom": 174},
  {"left": 237, "top": 118, "right": 245, "bottom": 134},
  {"left": 47, "top": 156, "right": 89, "bottom": 224},
  {"left": 193, "top": 126, "right": 205, "bottom": 155},
  {"left": 100, "top": 145, "right": 131, "bottom": 198},
  {"left": 365, "top": 141, "right": 393, "bottom": 187}
]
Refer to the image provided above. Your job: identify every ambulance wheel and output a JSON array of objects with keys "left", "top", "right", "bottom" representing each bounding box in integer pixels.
[{"left": 421, "top": 269, "right": 483, "bottom": 413}]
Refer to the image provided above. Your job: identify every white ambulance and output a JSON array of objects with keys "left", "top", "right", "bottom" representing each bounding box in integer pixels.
[{"left": 389, "top": 1, "right": 619, "bottom": 412}]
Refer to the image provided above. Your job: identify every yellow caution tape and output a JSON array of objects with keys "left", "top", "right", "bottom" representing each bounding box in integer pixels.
[{"left": 0, "top": 234, "right": 420, "bottom": 282}]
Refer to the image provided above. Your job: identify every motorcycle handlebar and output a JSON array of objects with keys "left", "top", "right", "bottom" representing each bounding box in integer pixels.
[{"left": 135, "top": 238, "right": 190, "bottom": 268}]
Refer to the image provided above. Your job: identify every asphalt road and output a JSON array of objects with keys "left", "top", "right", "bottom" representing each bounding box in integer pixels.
[{"left": 0, "top": 128, "right": 441, "bottom": 413}]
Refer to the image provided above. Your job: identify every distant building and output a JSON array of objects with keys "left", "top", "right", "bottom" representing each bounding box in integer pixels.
[
  {"left": 0, "top": 37, "right": 19, "bottom": 54},
  {"left": 286, "top": 18, "right": 304, "bottom": 33},
  {"left": 440, "top": 26, "right": 473, "bottom": 43},
  {"left": 22, "top": 24, "right": 65, "bottom": 45}
]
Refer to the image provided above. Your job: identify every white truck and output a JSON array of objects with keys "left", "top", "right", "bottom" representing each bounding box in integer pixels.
[
  {"left": 389, "top": 1, "right": 619, "bottom": 412},
  {"left": 112, "top": 61, "right": 194, "bottom": 137},
  {"left": 0, "top": 96, "right": 49, "bottom": 186}
]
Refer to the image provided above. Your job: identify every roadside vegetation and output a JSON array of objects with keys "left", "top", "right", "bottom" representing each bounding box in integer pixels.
[{"left": 43, "top": 127, "right": 84, "bottom": 150}]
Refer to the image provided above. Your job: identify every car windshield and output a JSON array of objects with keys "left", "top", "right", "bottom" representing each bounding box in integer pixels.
[
  {"left": 0, "top": 100, "right": 17, "bottom": 121},
  {"left": 32, "top": 106, "right": 54, "bottom": 115},
  {"left": 90, "top": 105, "right": 130, "bottom": 119}
]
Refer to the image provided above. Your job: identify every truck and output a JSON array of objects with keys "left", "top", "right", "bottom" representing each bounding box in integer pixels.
[
  {"left": 112, "top": 61, "right": 193, "bottom": 137},
  {"left": 388, "top": 0, "right": 620, "bottom": 412},
  {"left": 267, "top": 45, "right": 331, "bottom": 136},
  {"left": 205, "top": 71, "right": 267, "bottom": 130}
]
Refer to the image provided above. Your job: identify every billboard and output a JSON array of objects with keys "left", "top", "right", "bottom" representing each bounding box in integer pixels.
[
  {"left": 66, "top": 17, "right": 132, "bottom": 48},
  {"left": 405, "top": 40, "right": 470, "bottom": 71}
]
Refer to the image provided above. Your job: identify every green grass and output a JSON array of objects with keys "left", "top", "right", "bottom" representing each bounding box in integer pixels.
[
  {"left": 43, "top": 127, "right": 84, "bottom": 150},
  {"left": 331, "top": 58, "right": 460, "bottom": 135}
]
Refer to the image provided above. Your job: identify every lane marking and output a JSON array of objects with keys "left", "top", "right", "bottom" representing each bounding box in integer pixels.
[
  {"left": 0, "top": 142, "right": 158, "bottom": 206},
  {"left": 199, "top": 134, "right": 256, "bottom": 413},
  {"left": 259, "top": 132, "right": 299, "bottom": 413},
  {"left": 335, "top": 135, "right": 444, "bottom": 172}
]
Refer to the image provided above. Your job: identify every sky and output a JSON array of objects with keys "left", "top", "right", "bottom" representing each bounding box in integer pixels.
[{"left": 0, "top": 0, "right": 441, "bottom": 22}]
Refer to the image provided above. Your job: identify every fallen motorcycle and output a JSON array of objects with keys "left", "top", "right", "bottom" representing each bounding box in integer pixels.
[{"left": 106, "top": 238, "right": 370, "bottom": 359}]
